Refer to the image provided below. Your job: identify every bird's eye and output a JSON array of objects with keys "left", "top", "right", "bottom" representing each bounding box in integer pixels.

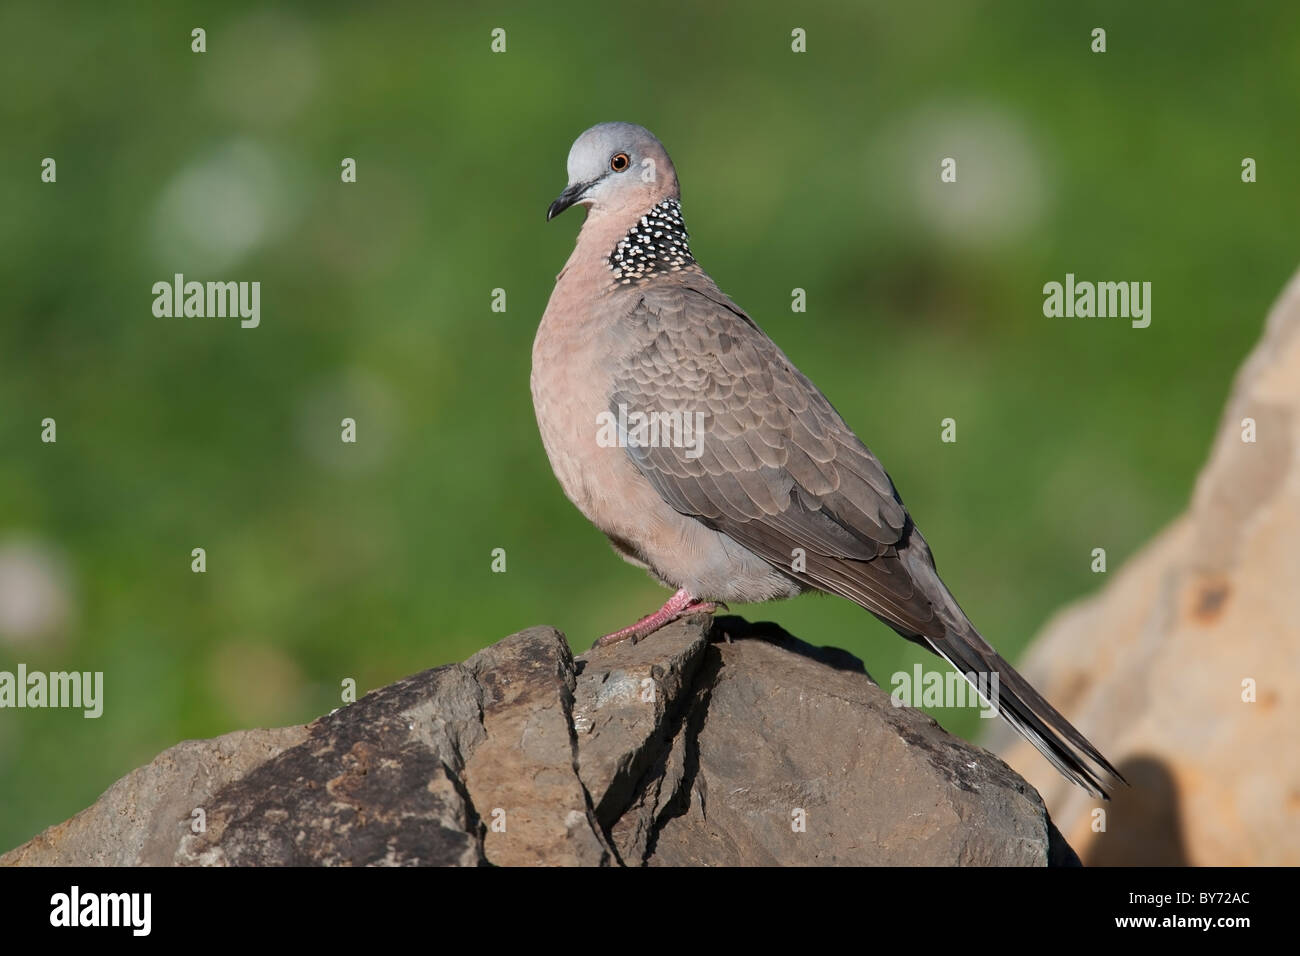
[{"left": 610, "top": 152, "right": 630, "bottom": 172}]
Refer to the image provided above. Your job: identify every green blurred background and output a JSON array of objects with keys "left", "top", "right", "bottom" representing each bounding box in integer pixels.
[{"left": 1, "top": 1, "right": 1296, "bottom": 851}]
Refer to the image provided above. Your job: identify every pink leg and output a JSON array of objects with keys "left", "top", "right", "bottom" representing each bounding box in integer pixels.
[{"left": 596, "top": 588, "right": 721, "bottom": 647}]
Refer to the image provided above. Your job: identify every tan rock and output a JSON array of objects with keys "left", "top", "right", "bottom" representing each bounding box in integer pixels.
[{"left": 988, "top": 269, "right": 1300, "bottom": 866}]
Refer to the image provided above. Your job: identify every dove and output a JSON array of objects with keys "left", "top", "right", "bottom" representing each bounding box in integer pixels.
[{"left": 532, "top": 121, "right": 1122, "bottom": 798}]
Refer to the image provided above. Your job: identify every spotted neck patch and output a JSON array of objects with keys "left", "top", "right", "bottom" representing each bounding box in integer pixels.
[{"left": 606, "top": 199, "right": 694, "bottom": 284}]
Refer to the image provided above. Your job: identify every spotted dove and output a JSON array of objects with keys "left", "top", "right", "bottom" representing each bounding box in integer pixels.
[{"left": 532, "top": 122, "right": 1122, "bottom": 798}]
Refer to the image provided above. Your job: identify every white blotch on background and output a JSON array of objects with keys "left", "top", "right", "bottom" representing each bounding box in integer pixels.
[
  {"left": 887, "top": 103, "right": 1046, "bottom": 244},
  {"left": 150, "top": 139, "right": 303, "bottom": 272},
  {"left": 0, "top": 539, "right": 74, "bottom": 646}
]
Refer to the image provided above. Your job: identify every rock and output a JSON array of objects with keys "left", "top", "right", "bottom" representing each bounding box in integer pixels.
[
  {"left": 462, "top": 628, "right": 611, "bottom": 866},
  {"left": 4, "top": 617, "right": 1073, "bottom": 867},
  {"left": 0, "top": 726, "right": 308, "bottom": 866},
  {"left": 570, "top": 616, "right": 710, "bottom": 861},
  {"left": 640, "top": 619, "right": 1061, "bottom": 866},
  {"left": 173, "top": 654, "right": 488, "bottom": 866},
  {"left": 987, "top": 268, "right": 1300, "bottom": 866}
]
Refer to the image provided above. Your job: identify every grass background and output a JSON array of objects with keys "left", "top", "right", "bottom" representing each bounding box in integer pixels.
[{"left": 1, "top": 0, "right": 1297, "bottom": 850}]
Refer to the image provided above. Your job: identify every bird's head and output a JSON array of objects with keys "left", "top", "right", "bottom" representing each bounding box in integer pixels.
[{"left": 547, "top": 122, "right": 680, "bottom": 222}]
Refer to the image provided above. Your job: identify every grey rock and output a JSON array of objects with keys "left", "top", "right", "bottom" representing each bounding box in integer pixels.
[
  {"left": 3, "top": 617, "right": 1071, "bottom": 866},
  {"left": 176, "top": 660, "right": 487, "bottom": 866},
  {"left": 0, "top": 725, "right": 308, "bottom": 866},
  {"left": 461, "top": 627, "right": 612, "bottom": 866},
  {"left": 572, "top": 614, "right": 709, "bottom": 859},
  {"left": 644, "top": 618, "right": 1054, "bottom": 866}
]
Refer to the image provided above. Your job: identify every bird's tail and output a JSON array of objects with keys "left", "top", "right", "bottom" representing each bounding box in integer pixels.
[{"left": 923, "top": 626, "right": 1124, "bottom": 799}]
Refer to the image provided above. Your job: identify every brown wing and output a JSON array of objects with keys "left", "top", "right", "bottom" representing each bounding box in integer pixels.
[{"left": 610, "top": 275, "right": 946, "bottom": 641}]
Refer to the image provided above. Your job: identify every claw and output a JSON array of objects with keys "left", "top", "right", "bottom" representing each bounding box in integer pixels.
[{"left": 594, "top": 589, "right": 719, "bottom": 647}]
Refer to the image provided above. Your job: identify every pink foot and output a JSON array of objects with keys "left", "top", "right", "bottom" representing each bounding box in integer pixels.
[{"left": 595, "top": 588, "right": 722, "bottom": 647}]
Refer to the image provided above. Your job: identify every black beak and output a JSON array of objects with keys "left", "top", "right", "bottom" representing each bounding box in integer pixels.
[{"left": 546, "top": 181, "right": 593, "bottom": 221}]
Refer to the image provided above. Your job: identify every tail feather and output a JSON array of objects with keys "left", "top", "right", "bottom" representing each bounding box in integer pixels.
[
  {"left": 924, "top": 627, "right": 1125, "bottom": 799},
  {"left": 781, "top": 522, "right": 1123, "bottom": 796}
]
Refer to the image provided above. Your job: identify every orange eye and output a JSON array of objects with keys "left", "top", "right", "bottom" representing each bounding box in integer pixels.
[{"left": 610, "top": 152, "right": 630, "bottom": 172}]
